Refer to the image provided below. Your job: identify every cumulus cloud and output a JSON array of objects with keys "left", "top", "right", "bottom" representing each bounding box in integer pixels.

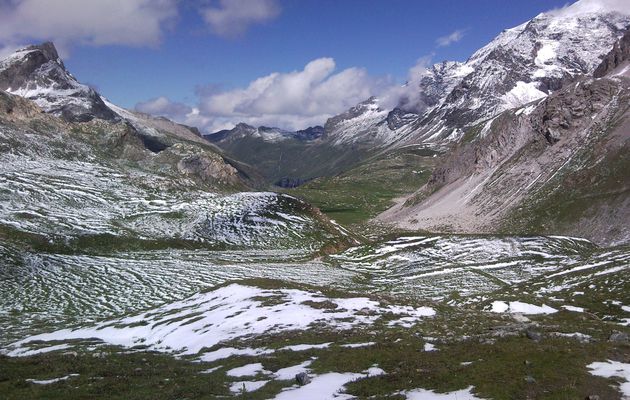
[
  {"left": 135, "top": 96, "right": 193, "bottom": 117},
  {"left": 379, "top": 55, "right": 434, "bottom": 113},
  {"left": 0, "top": 0, "right": 179, "bottom": 54},
  {"left": 436, "top": 29, "right": 466, "bottom": 47},
  {"left": 199, "top": 0, "right": 281, "bottom": 38},
  {"left": 136, "top": 57, "right": 391, "bottom": 132}
]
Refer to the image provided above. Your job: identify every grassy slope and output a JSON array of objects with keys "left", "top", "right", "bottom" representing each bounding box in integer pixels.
[
  {"left": 285, "top": 146, "right": 440, "bottom": 227},
  {"left": 2, "top": 274, "right": 628, "bottom": 400},
  {"left": 216, "top": 136, "right": 374, "bottom": 184}
]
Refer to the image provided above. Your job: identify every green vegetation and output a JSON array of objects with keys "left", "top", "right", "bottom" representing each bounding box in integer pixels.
[
  {"left": 2, "top": 296, "right": 628, "bottom": 400},
  {"left": 286, "top": 146, "right": 440, "bottom": 226},
  {"left": 217, "top": 136, "right": 374, "bottom": 184}
]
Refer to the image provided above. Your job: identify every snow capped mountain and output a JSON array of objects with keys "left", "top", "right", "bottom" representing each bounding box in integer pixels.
[
  {"left": 0, "top": 42, "right": 118, "bottom": 122},
  {"left": 205, "top": 122, "right": 324, "bottom": 144},
  {"left": 381, "top": 27, "right": 630, "bottom": 246},
  {"left": 321, "top": 0, "right": 630, "bottom": 147},
  {"left": 436, "top": 1, "right": 630, "bottom": 126}
]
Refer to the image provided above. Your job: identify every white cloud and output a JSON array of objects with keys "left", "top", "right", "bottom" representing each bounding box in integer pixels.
[
  {"left": 0, "top": 0, "right": 179, "bottom": 54},
  {"left": 136, "top": 96, "right": 192, "bottom": 117},
  {"left": 200, "top": 0, "right": 281, "bottom": 38},
  {"left": 379, "top": 54, "right": 434, "bottom": 112},
  {"left": 436, "top": 29, "right": 465, "bottom": 47},
  {"left": 136, "top": 57, "right": 392, "bottom": 132}
]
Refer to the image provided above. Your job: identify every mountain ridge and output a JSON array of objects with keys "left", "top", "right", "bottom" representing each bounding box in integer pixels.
[{"left": 379, "top": 28, "right": 630, "bottom": 246}]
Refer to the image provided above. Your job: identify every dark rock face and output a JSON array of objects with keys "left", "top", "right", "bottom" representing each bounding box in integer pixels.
[
  {"left": 295, "top": 372, "right": 311, "bottom": 386},
  {"left": 594, "top": 28, "right": 630, "bottom": 78},
  {"left": 0, "top": 42, "right": 118, "bottom": 122},
  {"left": 294, "top": 126, "right": 324, "bottom": 141},
  {"left": 387, "top": 108, "right": 418, "bottom": 130}
]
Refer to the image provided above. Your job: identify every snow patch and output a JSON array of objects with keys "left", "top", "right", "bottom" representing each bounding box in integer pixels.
[
  {"left": 404, "top": 386, "right": 485, "bottom": 399},
  {"left": 26, "top": 374, "right": 79, "bottom": 385},
  {"left": 229, "top": 380, "right": 268, "bottom": 394},
  {"left": 588, "top": 360, "right": 630, "bottom": 398},
  {"left": 501, "top": 81, "right": 547, "bottom": 109},
  {"left": 489, "top": 301, "right": 557, "bottom": 315}
]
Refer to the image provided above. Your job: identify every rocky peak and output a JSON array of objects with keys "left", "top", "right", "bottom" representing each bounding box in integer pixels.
[{"left": 0, "top": 42, "right": 117, "bottom": 122}]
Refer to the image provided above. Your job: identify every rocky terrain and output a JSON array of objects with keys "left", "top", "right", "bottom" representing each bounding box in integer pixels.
[
  {"left": 0, "top": 1, "right": 629, "bottom": 399},
  {"left": 381, "top": 29, "right": 630, "bottom": 246}
]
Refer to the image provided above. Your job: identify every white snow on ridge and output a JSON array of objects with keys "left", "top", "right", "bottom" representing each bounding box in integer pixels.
[{"left": 8, "top": 284, "right": 436, "bottom": 357}]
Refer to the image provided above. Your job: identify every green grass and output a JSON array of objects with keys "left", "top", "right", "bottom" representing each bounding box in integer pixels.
[
  {"left": 286, "top": 146, "right": 440, "bottom": 226},
  {"left": 2, "top": 308, "right": 628, "bottom": 400}
]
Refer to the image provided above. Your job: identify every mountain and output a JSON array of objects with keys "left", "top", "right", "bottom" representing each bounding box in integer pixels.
[
  {"left": 204, "top": 120, "right": 373, "bottom": 187},
  {"left": 205, "top": 1, "right": 630, "bottom": 188},
  {"left": 205, "top": 122, "right": 325, "bottom": 144},
  {"left": 0, "top": 42, "right": 118, "bottom": 122},
  {"left": 0, "top": 42, "right": 353, "bottom": 254},
  {"left": 379, "top": 28, "right": 630, "bottom": 246},
  {"left": 337, "top": 0, "right": 630, "bottom": 147}
]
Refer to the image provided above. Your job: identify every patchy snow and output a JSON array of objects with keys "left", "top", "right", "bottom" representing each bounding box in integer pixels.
[
  {"left": 424, "top": 343, "right": 437, "bottom": 352},
  {"left": 199, "top": 366, "right": 222, "bottom": 374},
  {"left": 340, "top": 342, "right": 376, "bottom": 348},
  {"left": 562, "top": 305, "right": 585, "bottom": 313},
  {"left": 199, "top": 347, "right": 274, "bottom": 363},
  {"left": 229, "top": 380, "right": 268, "bottom": 394},
  {"left": 365, "top": 366, "right": 386, "bottom": 376},
  {"left": 274, "top": 359, "right": 314, "bottom": 380},
  {"left": 9, "top": 343, "right": 72, "bottom": 357},
  {"left": 489, "top": 301, "right": 557, "bottom": 315},
  {"left": 404, "top": 386, "right": 485, "bottom": 399},
  {"left": 501, "top": 81, "right": 547, "bottom": 109},
  {"left": 271, "top": 372, "right": 364, "bottom": 400},
  {"left": 26, "top": 374, "right": 79, "bottom": 385},
  {"left": 8, "top": 284, "right": 436, "bottom": 358},
  {"left": 587, "top": 360, "right": 630, "bottom": 398},
  {"left": 227, "top": 363, "right": 270, "bottom": 377},
  {"left": 552, "top": 332, "right": 591, "bottom": 343},
  {"left": 490, "top": 301, "right": 509, "bottom": 313},
  {"left": 280, "top": 343, "right": 332, "bottom": 352}
]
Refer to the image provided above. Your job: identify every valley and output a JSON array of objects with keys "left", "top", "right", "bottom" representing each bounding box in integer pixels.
[{"left": 0, "top": 0, "right": 629, "bottom": 399}]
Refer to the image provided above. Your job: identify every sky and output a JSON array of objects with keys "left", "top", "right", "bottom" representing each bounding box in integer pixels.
[{"left": 0, "top": 0, "right": 591, "bottom": 132}]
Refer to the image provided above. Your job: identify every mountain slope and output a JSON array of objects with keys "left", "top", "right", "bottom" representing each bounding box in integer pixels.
[
  {"left": 379, "top": 29, "right": 630, "bottom": 246},
  {"left": 0, "top": 43, "right": 354, "bottom": 255}
]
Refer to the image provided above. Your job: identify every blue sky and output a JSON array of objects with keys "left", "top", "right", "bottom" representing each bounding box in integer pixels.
[{"left": 0, "top": 0, "right": 574, "bottom": 131}]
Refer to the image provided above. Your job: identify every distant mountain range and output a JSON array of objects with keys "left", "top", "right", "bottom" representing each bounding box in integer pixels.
[{"left": 206, "top": 1, "right": 630, "bottom": 188}]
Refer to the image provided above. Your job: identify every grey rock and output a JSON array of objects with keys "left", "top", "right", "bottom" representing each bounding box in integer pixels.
[
  {"left": 0, "top": 42, "right": 118, "bottom": 122},
  {"left": 608, "top": 331, "right": 629, "bottom": 342},
  {"left": 526, "top": 329, "right": 542, "bottom": 342},
  {"left": 586, "top": 395, "right": 600, "bottom": 400},
  {"left": 295, "top": 372, "right": 311, "bottom": 386}
]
